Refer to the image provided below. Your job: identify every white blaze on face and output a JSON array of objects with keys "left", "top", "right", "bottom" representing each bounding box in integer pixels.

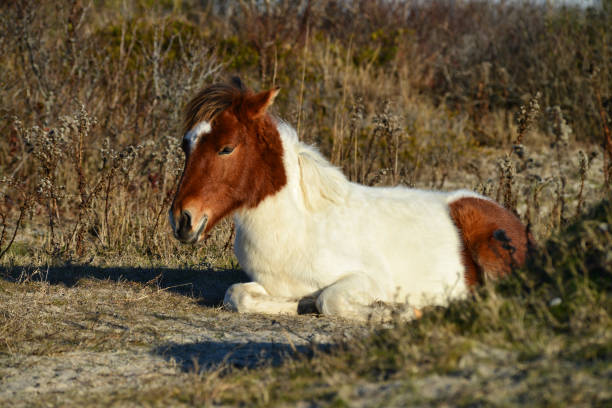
[{"left": 184, "top": 120, "right": 212, "bottom": 152}]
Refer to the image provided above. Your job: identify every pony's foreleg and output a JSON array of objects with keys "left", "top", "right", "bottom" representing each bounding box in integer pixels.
[
  {"left": 223, "top": 282, "right": 299, "bottom": 315},
  {"left": 315, "top": 273, "right": 390, "bottom": 321}
]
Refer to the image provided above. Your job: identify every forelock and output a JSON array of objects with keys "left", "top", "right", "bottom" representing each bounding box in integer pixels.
[{"left": 183, "top": 82, "right": 247, "bottom": 134}]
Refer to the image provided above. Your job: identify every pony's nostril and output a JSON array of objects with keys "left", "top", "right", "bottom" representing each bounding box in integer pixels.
[
  {"left": 181, "top": 210, "right": 191, "bottom": 225},
  {"left": 177, "top": 210, "right": 192, "bottom": 239}
]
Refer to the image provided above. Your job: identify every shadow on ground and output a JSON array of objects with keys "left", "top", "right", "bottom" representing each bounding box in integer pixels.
[
  {"left": 152, "top": 340, "right": 318, "bottom": 371},
  {"left": 0, "top": 264, "right": 250, "bottom": 306}
]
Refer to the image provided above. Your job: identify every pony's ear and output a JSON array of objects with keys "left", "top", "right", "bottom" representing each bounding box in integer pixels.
[
  {"left": 245, "top": 88, "right": 280, "bottom": 119},
  {"left": 231, "top": 76, "right": 246, "bottom": 90}
]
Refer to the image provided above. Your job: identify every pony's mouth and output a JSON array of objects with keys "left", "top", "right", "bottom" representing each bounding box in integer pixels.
[
  {"left": 172, "top": 211, "right": 208, "bottom": 244},
  {"left": 190, "top": 214, "right": 208, "bottom": 243}
]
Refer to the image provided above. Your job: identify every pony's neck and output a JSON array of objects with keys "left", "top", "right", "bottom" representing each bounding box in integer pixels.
[
  {"left": 234, "top": 121, "right": 307, "bottom": 227},
  {"left": 235, "top": 119, "right": 349, "bottom": 230}
]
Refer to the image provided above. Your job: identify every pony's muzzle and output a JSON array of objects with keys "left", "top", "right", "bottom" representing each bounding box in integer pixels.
[{"left": 172, "top": 209, "right": 208, "bottom": 243}]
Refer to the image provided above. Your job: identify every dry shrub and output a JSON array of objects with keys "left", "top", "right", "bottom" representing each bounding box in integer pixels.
[{"left": 0, "top": 0, "right": 610, "bottom": 265}]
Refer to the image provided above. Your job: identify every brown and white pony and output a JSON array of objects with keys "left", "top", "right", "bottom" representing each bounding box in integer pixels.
[{"left": 169, "top": 78, "right": 529, "bottom": 320}]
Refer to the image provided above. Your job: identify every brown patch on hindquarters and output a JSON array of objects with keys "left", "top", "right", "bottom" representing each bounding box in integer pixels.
[{"left": 449, "top": 197, "right": 530, "bottom": 287}]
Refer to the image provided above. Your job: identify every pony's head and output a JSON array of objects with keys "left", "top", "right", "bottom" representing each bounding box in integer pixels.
[{"left": 170, "top": 78, "right": 286, "bottom": 243}]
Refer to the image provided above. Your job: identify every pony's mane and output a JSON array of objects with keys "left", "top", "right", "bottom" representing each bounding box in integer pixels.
[
  {"left": 297, "top": 146, "right": 349, "bottom": 211},
  {"left": 275, "top": 123, "right": 349, "bottom": 211},
  {"left": 183, "top": 78, "right": 246, "bottom": 134}
]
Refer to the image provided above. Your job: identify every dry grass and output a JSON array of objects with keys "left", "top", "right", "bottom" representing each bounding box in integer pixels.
[
  {"left": 1, "top": 0, "right": 611, "bottom": 261},
  {"left": 0, "top": 0, "right": 611, "bottom": 406}
]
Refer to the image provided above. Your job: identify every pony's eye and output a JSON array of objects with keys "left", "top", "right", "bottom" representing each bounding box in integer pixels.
[{"left": 218, "top": 146, "right": 235, "bottom": 156}]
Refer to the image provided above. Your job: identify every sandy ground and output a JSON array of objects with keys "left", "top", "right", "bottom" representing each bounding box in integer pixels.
[
  {"left": 1, "top": 265, "right": 609, "bottom": 407},
  {"left": 0, "top": 265, "right": 370, "bottom": 406}
]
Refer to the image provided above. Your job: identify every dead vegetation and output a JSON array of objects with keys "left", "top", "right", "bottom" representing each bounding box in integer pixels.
[{"left": 0, "top": 0, "right": 611, "bottom": 406}]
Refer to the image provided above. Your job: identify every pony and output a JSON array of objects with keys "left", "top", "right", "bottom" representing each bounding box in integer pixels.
[{"left": 169, "top": 78, "right": 530, "bottom": 320}]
